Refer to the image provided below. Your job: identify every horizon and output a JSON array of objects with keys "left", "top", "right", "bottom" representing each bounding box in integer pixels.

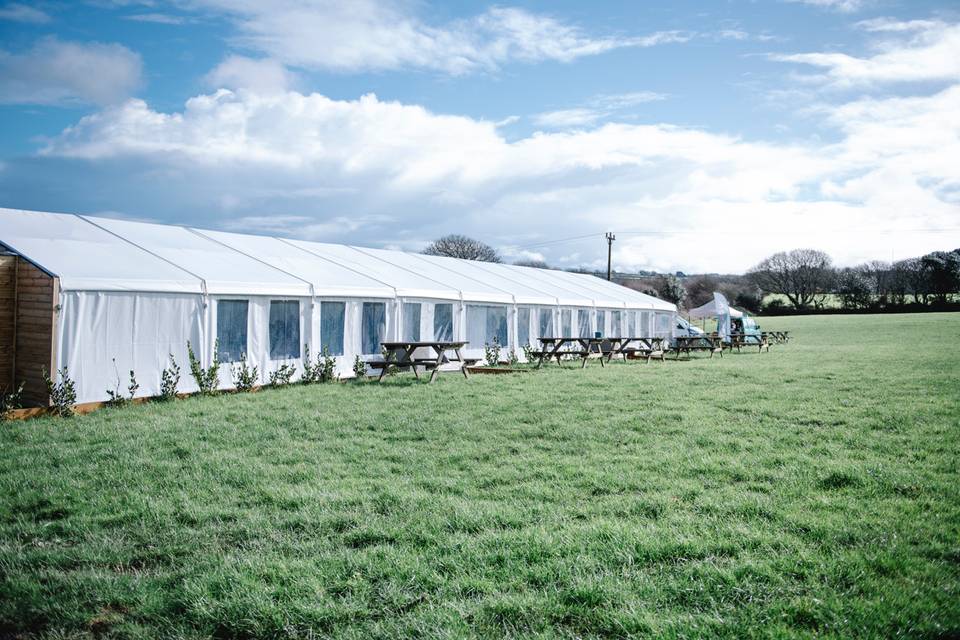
[{"left": 1, "top": 0, "right": 958, "bottom": 273}]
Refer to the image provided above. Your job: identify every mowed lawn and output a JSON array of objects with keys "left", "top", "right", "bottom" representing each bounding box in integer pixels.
[{"left": 2, "top": 314, "right": 959, "bottom": 639}]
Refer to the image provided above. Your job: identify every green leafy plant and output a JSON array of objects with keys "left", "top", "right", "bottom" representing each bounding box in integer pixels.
[
  {"left": 352, "top": 355, "right": 367, "bottom": 380},
  {"left": 508, "top": 348, "right": 519, "bottom": 366},
  {"left": 1, "top": 382, "right": 24, "bottom": 420},
  {"left": 320, "top": 346, "right": 337, "bottom": 382},
  {"left": 301, "top": 345, "right": 320, "bottom": 384},
  {"left": 268, "top": 363, "right": 296, "bottom": 387},
  {"left": 106, "top": 360, "right": 139, "bottom": 407},
  {"left": 232, "top": 353, "right": 259, "bottom": 392},
  {"left": 521, "top": 343, "right": 535, "bottom": 362},
  {"left": 484, "top": 336, "right": 502, "bottom": 367},
  {"left": 42, "top": 367, "right": 77, "bottom": 417},
  {"left": 187, "top": 340, "right": 220, "bottom": 396},
  {"left": 159, "top": 354, "right": 181, "bottom": 401},
  {"left": 302, "top": 345, "right": 338, "bottom": 384}
]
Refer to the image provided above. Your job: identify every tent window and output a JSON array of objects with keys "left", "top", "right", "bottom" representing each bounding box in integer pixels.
[
  {"left": 596, "top": 310, "right": 607, "bottom": 336},
  {"left": 561, "top": 309, "right": 573, "bottom": 337},
  {"left": 640, "top": 311, "right": 652, "bottom": 336},
  {"left": 402, "top": 302, "right": 421, "bottom": 342},
  {"left": 320, "top": 301, "right": 345, "bottom": 356},
  {"left": 655, "top": 312, "right": 673, "bottom": 338},
  {"left": 517, "top": 307, "right": 531, "bottom": 347},
  {"left": 216, "top": 300, "right": 248, "bottom": 363},
  {"left": 611, "top": 310, "right": 623, "bottom": 336},
  {"left": 538, "top": 308, "right": 554, "bottom": 338},
  {"left": 362, "top": 302, "right": 386, "bottom": 354},
  {"left": 578, "top": 309, "right": 592, "bottom": 337},
  {"left": 627, "top": 311, "right": 638, "bottom": 336},
  {"left": 269, "top": 300, "right": 300, "bottom": 360},
  {"left": 466, "top": 305, "right": 508, "bottom": 349},
  {"left": 434, "top": 303, "right": 453, "bottom": 342}
]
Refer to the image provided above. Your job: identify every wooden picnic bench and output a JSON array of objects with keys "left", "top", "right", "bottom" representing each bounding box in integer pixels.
[
  {"left": 533, "top": 337, "right": 613, "bottom": 368},
  {"left": 616, "top": 337, "right": 668, "bottom": 362},
  {"left": 371, "top": 341, "right": 474, "bottom": 383},
  {"left": 673, "top": 335, "right": 723, "bottom": 359},
  {"left": 728, "top": 333, "right": 770, "bottom": 353},
  {"left": 767, "top": 330, "right": 790, "bottom": 344}
]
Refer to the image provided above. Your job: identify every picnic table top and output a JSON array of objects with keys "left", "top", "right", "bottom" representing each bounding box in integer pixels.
[
  {"left": 537, "top": 336, "right": 664, "bottom": 343},
  {"left": 381, "top": 341, "right": 467, "bottom": 349}
]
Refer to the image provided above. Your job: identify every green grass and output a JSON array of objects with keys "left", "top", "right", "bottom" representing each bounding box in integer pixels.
[{"left": 2, "top": 313, "right": 959, "bottom": 639}]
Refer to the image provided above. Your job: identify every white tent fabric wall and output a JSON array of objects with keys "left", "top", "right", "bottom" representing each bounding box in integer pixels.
[{"left": 1, "top": 207, "right": 678, "bottom": 405}]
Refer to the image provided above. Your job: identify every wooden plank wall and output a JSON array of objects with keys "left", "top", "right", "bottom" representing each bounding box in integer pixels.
[
  {"left": 13, "top": 258, "right": 56, "bottom": 406},
  {"left": 0, "top": 254, "right": 14, "bottom": 392}
]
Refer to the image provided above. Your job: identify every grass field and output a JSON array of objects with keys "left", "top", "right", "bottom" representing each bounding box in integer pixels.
[{"left": 2, "top": 313, "right": 959, "bottom": 639}]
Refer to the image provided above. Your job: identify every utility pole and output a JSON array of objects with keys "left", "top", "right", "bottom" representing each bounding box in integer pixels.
[{"left": 605, "top": 232, "right": 616, "bottom": 281}]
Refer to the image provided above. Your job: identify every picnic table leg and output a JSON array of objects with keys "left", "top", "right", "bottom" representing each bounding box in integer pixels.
[
  {"left": 454, "top": 348, "right": 470, "bottom": 379},
  {"left": 378, "top": 362, "right": 388, "bottom": 382}
]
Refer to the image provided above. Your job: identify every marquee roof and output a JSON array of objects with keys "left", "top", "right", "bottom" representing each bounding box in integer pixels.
[{"left": 0, "top": 207, "right": 676, "bottom": 311}]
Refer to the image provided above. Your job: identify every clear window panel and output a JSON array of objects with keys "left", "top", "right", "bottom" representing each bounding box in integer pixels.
[
  {"left": 320, "top": 301, "right": 345, "bottom": 356},
  {"left": 434, "top": 303, "right": 453, "bottom": 342},
  {"left": 538, "top": 308, "right": 554, "bottom": 338},
  {"left": 611, "top": 310, "right": 623, "bottom": 336},
  {"left": 362, "top": 302, "right": 386, "bottom": 354},
  {"left": 269, "top": 300, "right": 300, "bottom": 360},
  {"left": 627, "top": 311, "right": 638, "bottom": 336},
  {"left": 578, "top": 309, "right": 592, "bottom": 337},
  {"left": 561, "top": 309, "right": 573, "bottom": 337},
  {"left": 655, "top": 312, "right": 673, "bottom": 338},
  {"left": 216, "top": 300, "right": 248, "bottom": 363},
  {"left": 596, "top": 310, "right": 607, "bottom": 336},
  {"left": 467, "top": 305, "right": 508, "bottom": 348},
  {"left": 517, "top": 307, "right": 531, "bottom": 346},
  {"left": 402, "top": 302, "right": 421, "bottom": 342}
]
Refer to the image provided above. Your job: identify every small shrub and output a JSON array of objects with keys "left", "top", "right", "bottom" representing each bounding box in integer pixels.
[
  {"left": 352, "top": 355, "right": 367, "bottom": 380},
  {"left": 1, "top": 382, "right": 24, "bottom": 420},
  {"left": 106, "top": 360, "right": 139, "bottom": 407},
  {"left": 268, "top": 363, "right": 296, "bottom": 387},
  {"left": 187, "top": 340, "right": 220, "bottom": 395},
  {"left": 508, "top": 349, "right": 519, "bottom": 366},
  {"left": 159, "top": 354, "right": 180, "bottom": 401},
  {"left": 302, "top": 345, "right": 339, "bottom": 384},
  {"left": 301, "top": 345, "right": 320, "bottom": 384},
  {"left": 232, "top": 353, "right": 259, "bottom": 392},
  {"left": 42, "top": 367, "right": 77, "bottom": 418},
  {"left": 521, "top": 343, "right": 536, "bottom": 363},
  {"left": 484, "top": 336, "right": 502, "bottom": 367},
  {"left": 320, "top": 346, "right": 338, "bottom": 382}
]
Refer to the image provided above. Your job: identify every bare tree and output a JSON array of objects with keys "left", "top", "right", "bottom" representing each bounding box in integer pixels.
[
  {"left": 513, "top": 259, "right": 550, "bottom": 269},
  {"left": 747, "top": 249, "right": 834, "bottom": 310},
  {"left": 422, "top": 234, "right": 501, "bottom": 263}
]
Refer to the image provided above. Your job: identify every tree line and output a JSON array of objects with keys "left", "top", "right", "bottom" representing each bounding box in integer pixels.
[{"left": 421, "top": 234, "right": 960, "bottom": 314}]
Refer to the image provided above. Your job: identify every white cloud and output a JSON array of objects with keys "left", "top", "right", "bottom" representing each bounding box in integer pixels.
[
  {"left": 123, "top": 13, "right": 188, "bottom": 25},
  {"left": 0, "top": 2, "right": 50, "bottom": 23},
  {"left": 534, "top": 91, "right": 667, "bottom": 129},
  {"left": 36, "top": 82, "right": 960, "bottom": 272},
  {"left": 775, "top": 19, "right": 960, "bottom": 86},
  {"left": 187, "top": 0, "right": 689, "bottom": 75},
  {"left": 205, "top": 56, "right": 299, "bottom": 93},
  {"left": 0, "top": 37, "right": 142, "bottom": 106},
  {"left": 534, "top": 108, "right": 603, "bottom": 128},
  {"left": 784, "top": 0, "right": 869, "bottom": 13}
]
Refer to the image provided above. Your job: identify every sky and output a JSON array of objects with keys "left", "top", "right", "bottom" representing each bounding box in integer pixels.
[{"left": 0, "top": 0, "right": 958, "bottom": 274}]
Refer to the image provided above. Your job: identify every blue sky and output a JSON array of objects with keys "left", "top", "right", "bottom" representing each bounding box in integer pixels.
[{"left": 1, "top": 0, "right": 958, "bottom": 273}]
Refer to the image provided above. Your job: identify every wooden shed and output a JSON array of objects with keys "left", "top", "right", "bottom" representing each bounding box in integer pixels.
[{"left": 0, "top": 251, "right": 59, "bottom": 406}]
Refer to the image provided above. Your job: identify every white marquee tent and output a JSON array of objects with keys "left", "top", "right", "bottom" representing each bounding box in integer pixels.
[{"left": 0, "top": 207, "right": 677, "bottom": 404}]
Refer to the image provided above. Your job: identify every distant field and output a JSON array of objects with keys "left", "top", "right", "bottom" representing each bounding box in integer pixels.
[{"left": 2, "top": 314, "right": 958, "bottom": 638}]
